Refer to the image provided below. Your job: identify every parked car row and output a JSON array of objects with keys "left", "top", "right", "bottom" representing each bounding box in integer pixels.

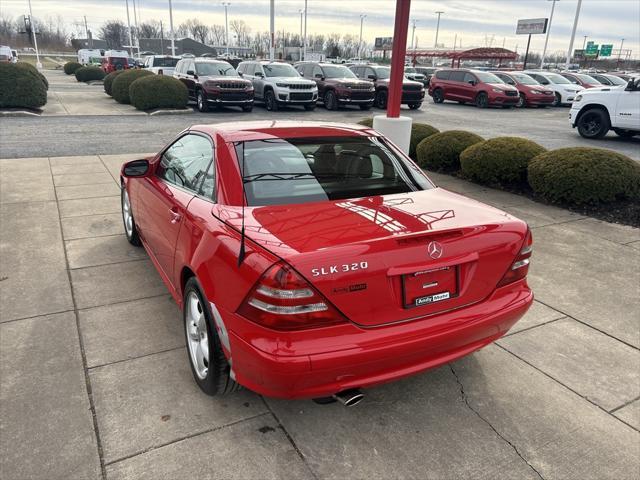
[{"left": 170, "top": 58, "right": 427, "bottom": 113}]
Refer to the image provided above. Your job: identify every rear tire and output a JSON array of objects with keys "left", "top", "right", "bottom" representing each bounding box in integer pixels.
[
  {"left": 475, "top": 92, "right": 488, "bottom": 108},
  {"left": 196, "top": 90, "right": 209, "bottom": 112},
  {"left": 374, "top": 89, "right": 388, "bottom": 109},
  {"left": 576, "top": 108, "right": 610, "bottom": 139},
  {"left": 264, "top": 90, "right": 278, "bottom": 111},
  {"left": 324, "top": 90, "right": 338, "bottom": 110},
  {"left": 183, "top": 277, "right": 240, "bottom": 396},
  {"left": 432, "top": 88, "right": 444, "bottom": 103}
]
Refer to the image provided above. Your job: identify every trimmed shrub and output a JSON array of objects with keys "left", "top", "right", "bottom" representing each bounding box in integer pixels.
[
  {"left": 103, "top": 70, "right": 124, "bottom": 96},
  {"left": 409, "top": 123, "right": 440, "bottom": 160},
  {"left": 0, "top": 63, "right": 47, "bottom": 108},
  {"left": 528, "top": 148, "right": 640, "bottom": 205},
  {"left": 74, "top": 66, "right": 106, "bottom": 82},
  {"left": 460, "top": 137, "right": 546, "bottom": 187},
  {"left": 112, "top": 69, "right": 153, "bottom": 104},
  {"left": 357, "top": 117, "right": 374, "bottom": 127},
  {"left": 416, "top": 130, "right": 484, "bottom": 172},
  {"left": 14, "top": 62, "right": 48, "bottom": 90},
  {"left": 130, "top": 75, "right": 189, "bottom": 111},
  {"left": 64, "top": 61, "right": 82, "bottom": 75}
]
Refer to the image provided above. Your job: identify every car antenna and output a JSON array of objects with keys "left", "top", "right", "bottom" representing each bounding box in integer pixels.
[{"left": 237, "top": 141, "right": 246, "bottom": 267}]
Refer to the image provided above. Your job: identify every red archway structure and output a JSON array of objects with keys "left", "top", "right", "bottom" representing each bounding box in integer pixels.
[{"left": 408, "top": 47, "right": 519, "bottom": 68}]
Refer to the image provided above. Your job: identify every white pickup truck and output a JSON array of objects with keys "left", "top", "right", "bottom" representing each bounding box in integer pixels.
[{"left": 570, "top": 77, "right": 640, "bottom": 139}]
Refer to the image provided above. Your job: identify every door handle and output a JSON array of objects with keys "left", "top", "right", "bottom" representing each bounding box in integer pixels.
[{"left": 169, "top": 209, "right": 182, "bottom": 224}]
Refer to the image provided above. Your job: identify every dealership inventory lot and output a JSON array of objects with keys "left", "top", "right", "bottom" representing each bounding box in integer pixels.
[{"left": 1, "top": 153, "right": 638, "bottom": 479}]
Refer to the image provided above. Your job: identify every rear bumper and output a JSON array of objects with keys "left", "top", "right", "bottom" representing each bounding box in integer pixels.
[{"left": 221, "top": 282, "right": 533, "bottom": 399}]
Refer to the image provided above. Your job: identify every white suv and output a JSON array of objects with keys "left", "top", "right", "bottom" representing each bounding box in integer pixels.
[
  {"left": 143, "top": 55, "right": 180, "bottom": 75},
  {"left": 523, "top": 71, "right": 584, "bottom": 106},
  {"left": 237, "top": 61, "right": 318, "bottom": 111},
  {"left": 570, "top": 77, "right": 640, "bottom": 139}
]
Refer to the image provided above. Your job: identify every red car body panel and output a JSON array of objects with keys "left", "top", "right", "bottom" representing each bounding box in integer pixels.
[
  {"left": 121, "top": 121, "right": 533, "bottom": 399},
  {"left": 560, "top": 72, "right": 601, "bottom": 89},
  {"left": 493, "top": 71, "right": 555, "bottom": 106},
  {"left": 428, "top": 69, "right": 520, "bottom": 106}
]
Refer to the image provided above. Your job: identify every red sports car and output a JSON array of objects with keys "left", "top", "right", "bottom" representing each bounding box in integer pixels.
[{"left": 120, "top": 121, "right": 533, "bottom": 405}]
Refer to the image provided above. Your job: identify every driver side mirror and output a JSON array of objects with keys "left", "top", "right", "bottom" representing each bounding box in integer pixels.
[
  {"left": 255, "top": 71, "right": 264, "bottom": 78},
  {"left": 315, "top": 74, "right": 324, "bottom": 80},
  {"left": 367, "top": 74, "right": 377, "bottom": 80},
  {"left": 467, "top": 80, "right": 476, "bottom": 86},
  {"left": 122, "top": 159, "right": 150, "bottom": 177}
]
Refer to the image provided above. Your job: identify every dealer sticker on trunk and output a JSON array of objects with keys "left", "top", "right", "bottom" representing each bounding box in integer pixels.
[{"left": 415, "top": 291, "right": 450, "bottom": 306}]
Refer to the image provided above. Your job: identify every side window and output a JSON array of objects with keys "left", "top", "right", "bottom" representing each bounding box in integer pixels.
[
  {"left": 312, "top": 66, "right": 323, "bottom": 78},
  {"left": 566, "top": 76, "right": 579, "bottom": 84},
  {"left": 462, "top": 72, "right": 476, "bottom": 84},
  {"left": 435, "top": 70, "right": 450, "bottom": 80},
  {"left": 199, "top": 159, "right": 216, "bottom": 200},
  {"left": 304, "top": 64, "right": 314, "bottom": 78},
  {"left": 365, "top": 67, "right": 376, "bottom": 79},
  {"left": 157, "top": 134, "right": 213, "bottom": 193},
  {"left": 449, "top": 71, "right": 466, "bottom": 82}
]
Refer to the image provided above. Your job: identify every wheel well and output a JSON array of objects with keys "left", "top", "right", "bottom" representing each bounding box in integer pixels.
[
  {"left": 180, "top": 266, "right": 196, "bottom": 297},
  {"left": 576, "top": 104, "right": 610, "bottom": 124}
]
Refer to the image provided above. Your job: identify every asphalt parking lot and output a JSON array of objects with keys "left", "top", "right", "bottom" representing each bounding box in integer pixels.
[
  {"left": 1, "top": 69, "right": 638, "bottom": 161},
  {"left": 1, "top": 151, "right": 638, "bottom": 479}
]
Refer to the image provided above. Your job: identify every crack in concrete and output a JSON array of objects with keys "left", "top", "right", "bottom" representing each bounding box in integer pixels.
[{"left": 448, "top": 364, "right": 545, "bottom": 480}]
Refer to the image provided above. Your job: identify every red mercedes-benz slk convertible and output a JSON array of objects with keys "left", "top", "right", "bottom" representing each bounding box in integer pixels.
[{"left": 120, "top": 121, "right": 533, "bottom": 404}]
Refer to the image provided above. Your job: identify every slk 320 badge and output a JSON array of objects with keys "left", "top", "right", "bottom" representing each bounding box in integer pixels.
[{"left": 311, "top": 262, "right": 369, "bottom": 277}]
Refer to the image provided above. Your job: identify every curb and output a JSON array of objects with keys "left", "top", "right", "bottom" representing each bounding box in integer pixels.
[
  {"left": 148, "top": 109, "right": 195, "bottom": 116},
  {"left": 0, "top": 110, "right": 42, "bottom": 117}
]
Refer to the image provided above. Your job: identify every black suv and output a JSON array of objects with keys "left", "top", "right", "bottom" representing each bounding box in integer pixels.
[
  {"left": 294, "top": 62, "right": 375, "bottom": 110},
  {"left": 174, "top": 58, "right": 254, "bottom": 112},
  {"left": 349, "top": 64, "right": 424, "bottom": 109}
]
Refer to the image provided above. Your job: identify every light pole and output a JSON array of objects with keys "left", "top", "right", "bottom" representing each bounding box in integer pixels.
[
  {"left": 222, "top": 2, "right": 231, "bottom": 56},
  {"left": 125, "top": 0, "right": 134, "bottom": 57},
  {"left": 582, "top": 35, "right": 587, "bottom": 49},
  {"left": 27, "top": 0, "right": 41, "bottom": 69},
  {"left": 616, "top": 38, "right": 625, "bottom": 69},
  {"left": 299, "top": 9, "right": 304, "bottom": 61},
  {"left": 269, "top": 0, "right": 275, "bottom": 60},
  {"left": 434, "top": 11, "right": 444, "bottom": 48},
  {"left": 168, "top": 0, "right": 176, "bottom": 55},
  {"left": 540, "top": 0, "right": 558, "bottom": 68},
  {"left": 132, "top": 0, "right": 140, "bottom": 56},
  {"left": 565, "top": 0, "right": 582, "bottom": 70},
  {"left": 410, "top": 19, "right": 417, "bottom": 50},
  {"left": 303, "top": 0, "right": 308, "bottom": 61},
  {"left": 359, "top": 14, "right": 366, "bottom": 60}
]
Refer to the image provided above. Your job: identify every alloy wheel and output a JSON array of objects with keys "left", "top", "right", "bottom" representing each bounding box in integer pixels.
[
  {"left": 122, "top": 190, "right": 133, "bottom": 238},
  {"left": 185, "top": 291, "right": 209, "bottom": 380}
]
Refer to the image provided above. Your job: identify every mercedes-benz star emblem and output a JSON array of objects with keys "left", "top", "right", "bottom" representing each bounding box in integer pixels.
[{"left": 428, "top": 241, "right": 443, "bottom": 259}]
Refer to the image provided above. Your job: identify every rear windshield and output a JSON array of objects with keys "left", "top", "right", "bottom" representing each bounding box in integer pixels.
[
  {"left": 235, "top": 137, "right": 432, "bottom": 206},
  {"left": 152, "top": 57, "right": 179, "bottom": 67},
  {"left": 196, "top": 62, "right": 238, "bottom": 76},
  {"left": 264, "top": 63, "right": 299, "bottom": 77}
]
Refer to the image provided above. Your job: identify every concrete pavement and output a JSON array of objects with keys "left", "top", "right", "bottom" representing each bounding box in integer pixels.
[{"left": 0, "top": 154, "right": 638, "bottom": 480}]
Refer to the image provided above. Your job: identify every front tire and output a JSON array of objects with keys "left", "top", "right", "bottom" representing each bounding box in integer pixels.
[
  {"left": 359, "top": 104, "right": 372, "bottom": 110},
  {"left": 264, "top": 90, "right": 278, "bottom": 111},
  {"left": 374, "top": 89, "right": 388, "bottom": 109},
  {"left": 408, "top": 103, "right": 421, "bottom": 110},
  {"left": 196, "top": 90, "right": 209, "bottom": 112},
  {"left": 324, "top": 90, "right": 338, "bottom": 110},
  {"left": 241, "top": 104, "right": 253, "bottom": 112},
  {"left": 183, "top": 278, "right": 239, "bottom": 396},
  {"left": 577, "top": 108, "right": 610, "bottom": 139},
  {"left": 304, "top": 104, "right": 316, "bottom": 111},
  {"left": 121, "top": 187, "right": 141, "bottom": 246},
  {"left": 552, "top": 92, "right": 562, "bottom": 107},
  {"left": 432, "top": 88, "right": 444, "bottom": 103},
  {"left": 475, "top": 92, "right": 488, "bottom": 108}
]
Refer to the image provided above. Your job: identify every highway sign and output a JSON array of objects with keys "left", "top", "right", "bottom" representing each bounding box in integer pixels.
[
  {"left": 600, "top": 44, "right": 613, "bottom": 57},
  {"left": 516, "top": 18, "right": 548, "bottom": 35},
  {"left": 585, "top": 41, "right": 599, "bottom": 56}
]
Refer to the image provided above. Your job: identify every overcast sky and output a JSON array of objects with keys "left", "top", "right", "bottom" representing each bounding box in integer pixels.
[{"left": 1, "top": 0, "right": 637, "bottom": 55}]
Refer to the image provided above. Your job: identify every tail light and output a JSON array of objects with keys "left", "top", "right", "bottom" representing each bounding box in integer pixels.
[
  {"left": 497, "top": 228, "right": 533, "bottom": 288},
  {"left": 238, "top": 262, "right": 348, "bottom": 331}
]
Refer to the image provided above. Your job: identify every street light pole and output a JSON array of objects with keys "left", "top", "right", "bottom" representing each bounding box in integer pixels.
[
  {"left": 582, "top": 35, "right": 587, "bottom": 49},
  {"left": 132, "top": 0, "right": 140, "bottom": 56},
  {"left": 168, "top": 0, "right": 176, "bottom": 55},
  {"left": 269, "top": 0, "right": 275, "bottom": 60},
  {"left": 299, "top": 9, "right": 304, "bottom": 61},
  {"left": 27, "top": 0, "right": 41, "bottom": 69},
  {"left": 125, "top": 0, "right": 134, "bottom": 57},
  {"left": 434, "top": 11, "right": 444, "bottom": 48},
  {"left": 540, "top": 0, "right": 557, "bottom": 68},
  {"left": 411, "top": 19, "right": 417, "bottom": 50},
  {"left": 222, "top": 2, "right": 231, "bottom": 56},
  {"left": 303, "top": 0, "right": 308, "bottom": 61},
  {"left": 616, "top": 38, "right": 625, "bottom": 69},
  {"left": 359, "top": 14, "right": 366, "bottom": 60},
  {"left": 565, "top": 0, "right": 582, "bottom": 70}
]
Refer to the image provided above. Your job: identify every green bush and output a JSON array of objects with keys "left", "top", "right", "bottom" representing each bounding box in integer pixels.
[
  {"left": 409, "top": 123, "right": 440, "bottom": 160},
  {"left": 460, "top": 137, "right": 546, "bottom": 187},
  {"left": 0, "top": 63, "right": 47, "bottom": 108},
  {"left": 129, "top": 75, "right": 189, "bottom": 111},
  {"left": 357, "top": 117, "right": 374, "bottom": 127},
  {"left": 416, "top": 130, "right": 484, "bottom": 172},
  {"left": 14, "top": 62, "right": 48, "bottom": 90},
  {"left": 74, "top": 66, "right": 106, "bottom": 82},
  {"left": 112, "top": 69, "right": 153, "bottom": 104},
  {"left": 528, "top": 148, "right": 640, "bottom": 205},
  {"left": 103, "top": 70, "right": 124, "bottom": 96},
  {"left": 64, "top": 61, "right": 82, "bottom": 75}
]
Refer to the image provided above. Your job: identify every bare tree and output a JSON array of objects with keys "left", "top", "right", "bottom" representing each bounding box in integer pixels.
[
  {"left": 139, "top": 20, "right": 161, "bottom": 39},
  {"left": 230, "top": 19, "right": 250, "bottom": 46},
  {"left": 179, "top": 18, "right": 209, "bottom": 44},
  {"left": 209, "top": 24, "right": 225, "bottom": 45},
  {"left": 100, "top": 20, "right": 128, "bottom": 49},
  {"left": 340, "top": 34, "right": 358, "bottom": 58},
  {"left": 325, "top": 33, "right": 341, "bottom": 57}
]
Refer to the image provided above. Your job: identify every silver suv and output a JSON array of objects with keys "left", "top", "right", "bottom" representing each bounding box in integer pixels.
[{"left": 237, "top": 61, "right": 318, "bottom": 111}]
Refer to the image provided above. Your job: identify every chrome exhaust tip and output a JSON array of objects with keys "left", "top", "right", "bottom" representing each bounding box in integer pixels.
[{"left": 332, "top": 389, "right": 364, "bottom": 407}]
